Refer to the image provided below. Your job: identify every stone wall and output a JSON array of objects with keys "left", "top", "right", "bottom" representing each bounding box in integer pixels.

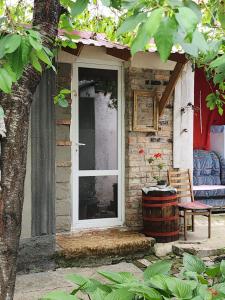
[
  {"left": 55, "top": 63, "right": 72, "bottom": 232},
  {"left": 124, "top": 66, "right": 173, "bottom": 229}
]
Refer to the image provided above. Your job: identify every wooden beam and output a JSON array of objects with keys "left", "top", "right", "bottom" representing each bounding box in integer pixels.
[
  {"left": 106, "top": 48, "right": 131, "bottom": 61},
  {"left": 62, "top": 43, "right": 84, "bottom": 56},
  {"left": 159, "top": 62, "right": 186, "bottom": 116},
  {"left": 168, "top": 53, "right": 187, "bottom": 63}
]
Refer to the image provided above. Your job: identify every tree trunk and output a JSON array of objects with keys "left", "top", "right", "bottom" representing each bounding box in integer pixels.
[{"left": 0, "top": 1, "right": 60, "bottom": 299}]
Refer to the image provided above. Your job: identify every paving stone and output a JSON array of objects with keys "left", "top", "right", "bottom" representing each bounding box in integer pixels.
[
  {"left": 136, "top": 258, "right": 152, "bottom": 267},
  {"left": 15, "top": 263, "right": 142, "bottom": 300}
]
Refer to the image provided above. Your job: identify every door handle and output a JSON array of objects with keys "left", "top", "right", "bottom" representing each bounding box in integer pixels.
[{"left": 76, "top": 142, "right": 86, "bottom": 146}]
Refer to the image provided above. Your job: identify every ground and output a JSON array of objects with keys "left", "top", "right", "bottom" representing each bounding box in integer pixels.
[{"left": 15, "top": 214, "right": 225, "bottom": 300}]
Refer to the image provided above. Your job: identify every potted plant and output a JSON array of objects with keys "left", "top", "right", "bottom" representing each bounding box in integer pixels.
[{"left": 139, "top": 149, "right": 166, "bottom": 186}]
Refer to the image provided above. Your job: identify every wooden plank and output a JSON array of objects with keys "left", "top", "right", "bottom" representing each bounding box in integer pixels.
[
  {"left": 169, "top": 170, "right": 189, "bottom": 175},
  {"left": 56, "top": 161, "right": 72, "bottom": 167},
  {"left": 176, "top": 193, "right": 192, "bottom": 198},
  {"left": 159, "top": 62, "right": 186, "bottom": 116},
  {"left": 56, "top": 119, "right": 71, "bottom": 125},
  {"left": 176, "top": 187, "right": 190, "bottom": 192},
  {"left": 56, "top": 140, "right": 72, "bottom": 146}
]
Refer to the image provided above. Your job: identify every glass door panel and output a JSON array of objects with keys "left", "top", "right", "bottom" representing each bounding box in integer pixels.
[{"left": 78, "top": 67, "right": 119, "bottom": 221}]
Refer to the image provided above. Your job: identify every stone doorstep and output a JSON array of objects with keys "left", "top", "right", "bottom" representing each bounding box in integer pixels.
[
  {"left": 55, "top": 228, "right": 155, "bottom": 267},
  {"left": 172, "top": 243, "right": 225, "bottom": 258}
]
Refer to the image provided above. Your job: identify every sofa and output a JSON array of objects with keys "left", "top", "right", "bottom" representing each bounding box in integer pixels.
[{"left": 193, "top": 149, "right": 225, "bottom": 208}]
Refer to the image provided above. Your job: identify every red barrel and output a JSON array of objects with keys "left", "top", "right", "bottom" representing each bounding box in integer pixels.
[{"left": 142, "top": 191, "right": 179, "bottom": 242}]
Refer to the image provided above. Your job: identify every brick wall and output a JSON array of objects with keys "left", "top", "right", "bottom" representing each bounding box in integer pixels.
[
  {"left": 55, "top": 63, "right": 72, "bottom": 232},
  {"left": 54, "top": 63, "right": 174, "bottom": 233},
  {"left": 124, "top": 66, "right": 173, "bottom": 229}
]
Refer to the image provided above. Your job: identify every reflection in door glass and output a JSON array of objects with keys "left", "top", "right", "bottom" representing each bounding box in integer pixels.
[
  {"left": 79, "top": 176, "right": 118, "bottom": 220},
  {"left": 78, "top": 67, "right": 118, "bottom": 171}
]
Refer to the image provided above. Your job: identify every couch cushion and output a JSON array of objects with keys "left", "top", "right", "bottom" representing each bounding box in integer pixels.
[
  {"left": 193, "top": 150, "right": 221, "bottom": 185},
  {"left": 193, "top": 185, "right": 225, "bottom": 198}
]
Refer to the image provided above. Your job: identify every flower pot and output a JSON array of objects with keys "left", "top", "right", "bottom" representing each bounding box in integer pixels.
[{"left": 157, "top": 180, "right": 166, "bottom": 186}]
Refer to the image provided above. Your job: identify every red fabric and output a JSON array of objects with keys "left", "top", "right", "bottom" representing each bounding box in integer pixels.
[{"left": 194, "top": 68, "right": 225, "bottom": 150}]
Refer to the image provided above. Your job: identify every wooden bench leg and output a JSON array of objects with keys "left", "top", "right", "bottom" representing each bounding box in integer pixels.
[
  {"left": 208, "top": 210, "right": 211, "bottom": 239},
  {"left": 184, "top": 210, "right": 187, "bottom": 241}
]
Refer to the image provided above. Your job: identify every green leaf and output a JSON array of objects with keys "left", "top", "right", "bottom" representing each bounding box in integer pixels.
[
  {"left": 198, "top": 285, "right": 213, "bottom": 300},
  {"left": 206, "top": 93, "right": 217, "bottom": 110},
  {"left": 89, "top": 287, "right": 108, "bottom": 300},
  {"left": 60, "top": 89, "right": 71, "bottom": 95},
  {"left": 121, "top": 0, "right": 137, "bottom": 9},
  {"left": 98, "top": 270, "right": 135, "bottom": 283},
  {"left": 220, "top": 260, "right": 225, "bottom": 277},
  {"left": 41, "top": 290, "right": 78, "bottom": 300},
  {"left": 183, "top": 0, "right": 202, "bottom": 21},
  {"left": 105, "top": 288, "right": 133, "bottom": 300},
  {"left": 131, "top": 8, "right": 164, "bottom": 55},
  {"left": 218, "top": 3, "right": 225, "bottom": 30},
  {"left": 175, "top": 7, "right": 198, "bottom": 35},
  {"left": 60, "top": 14, "right": 73, "bottom": 31},
  {"left": 101, "top": 0, "right": 111, "bottom": 6},
  {"left": 30, "top": 51, "right": 42, "bottom": 73},
  {"left": 56, "top": 96, "right": 69, "bottom": 108},
  {"left": 0, "top": 68, "right": 13, "bottom": 93},
  {"left": 36, "top": 49, "right": 52, "bottom": 66},
  {"left": 214, "top": 73, "right": 225, "bottom": 85},
  {"left": 67, "top": 274, "right": 111, "bottom": 295},
  {"left": 70, "top": 0, "right": 89, "bottom": 17},
  {"left": 66, "top": 273, "right": 89, "bottom": 286},
  {"left": 183, "top": 253, "right": 206, "bottom": 274},
  {"left": 206, "top": 264, "right": 221, "bottom": 278},
  {"left": 21, "top": 37, "right": 31, "bottom": 65},
  {"left": 210, "top": 54, "right": 225, "bottom": 69},
  {"left": 192, "top": 31, "right": 208, "bottom": 53},
  {"left": 154, "top": 16, "right": 178, "bottom": 62},
  {"left": 166, "top": 277, "right": 197, "bottom": 299},
  {"left": 168, "top": 0, "right": 184, "bottom": 7},
  {"left": 117, "top": 12, "right": 147, "bottom": 35},
  {"left": 129, "top": 285, "right": 162, "bottom": 300},
  {"left": 4, "top": 64, "right": 17, "bottom": 82},
  {"left": 4, "top": 34, "right": 22, "bottom": 54},
  {"left": 8, "top": 46, "right": 25, "bottom": 80},
  {"left": 0, "top": 106, "right": 5, "bottom": 118},
  {"left": 148, "top": 274, "right": 169, "bottom": 291},
  {"left": 27, "top": 29, "right": 41, "bottom": 40},
  {"left": 144, "top": 260, "right": 172, "bottom": 280},
  {"left": 29, "top": 35, "right": 42, "bottom": 50},
  {"left": 213, "top": 282, "right": 225, "bottom": 294}
]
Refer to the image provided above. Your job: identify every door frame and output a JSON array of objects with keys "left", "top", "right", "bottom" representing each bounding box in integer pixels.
[{"left": 71, "top": 59, "right": 125, "bottom": 230}]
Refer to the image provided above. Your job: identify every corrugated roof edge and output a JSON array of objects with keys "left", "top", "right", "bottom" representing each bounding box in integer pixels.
[{"left": 58, "top": 29, "right": 186, "bottom": 63}]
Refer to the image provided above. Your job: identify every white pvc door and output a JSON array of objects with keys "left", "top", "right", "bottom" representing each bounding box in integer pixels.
[{"left": 72, "top": 62, "right": 123, "bottom": 229}]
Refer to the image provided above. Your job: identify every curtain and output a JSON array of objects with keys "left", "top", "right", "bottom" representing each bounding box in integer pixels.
[{"left": 194, "top": 68, "right": 225, "bottom": 150}]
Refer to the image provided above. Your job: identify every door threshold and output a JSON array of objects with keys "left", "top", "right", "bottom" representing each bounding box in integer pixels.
[{"left": 57, "top": 225, "right": 137, "bottom": 237}]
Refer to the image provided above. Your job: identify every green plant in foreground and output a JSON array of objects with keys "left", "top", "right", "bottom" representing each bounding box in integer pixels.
[{"left": 41, "top": 253, "right": 225, "bottom": 300}]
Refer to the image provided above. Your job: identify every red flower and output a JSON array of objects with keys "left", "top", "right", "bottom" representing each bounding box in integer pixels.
[
  {"left": 154, "top": 153, "right": 162, "bottom": 159},
  {"left": 139, "top": 149, "right": 145, "bottom": 155}
]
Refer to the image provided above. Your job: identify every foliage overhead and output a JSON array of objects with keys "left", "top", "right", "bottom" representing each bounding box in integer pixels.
[
  {"left": 41, "top": 253, "right": 225, "bottom": 299},
  {"left": 0, "top": 0, "right": 225, "bottom": 112}
]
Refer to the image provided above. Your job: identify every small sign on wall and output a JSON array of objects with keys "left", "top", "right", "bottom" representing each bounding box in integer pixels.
[{"left": 133, "top": 90, "right": 158, "bottom": 132}]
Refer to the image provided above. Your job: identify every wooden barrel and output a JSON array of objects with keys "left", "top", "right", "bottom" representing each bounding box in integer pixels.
[{"left": 142, "top": 191, "right": 179, "bottom": 243}]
